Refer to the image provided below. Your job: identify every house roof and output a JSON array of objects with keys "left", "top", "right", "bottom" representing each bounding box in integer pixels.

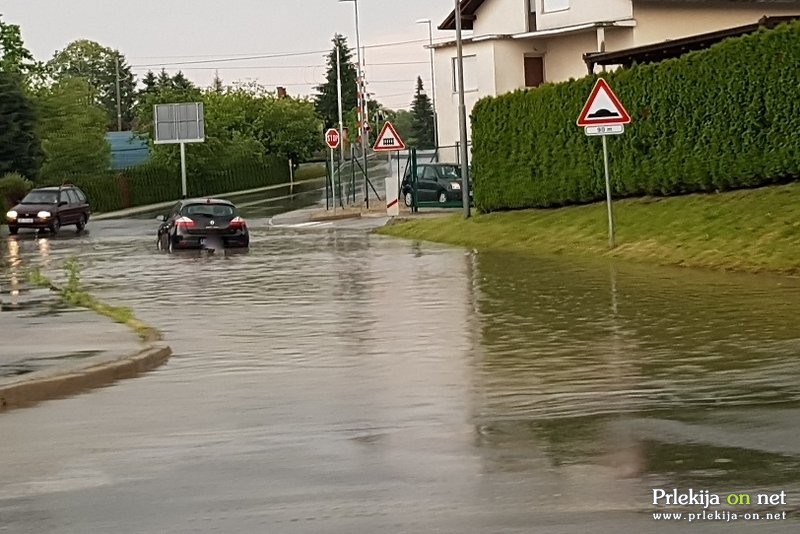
[
  {"left": 583, "top": 15, "right": 800, "bottom": 72},
  {"left": 105, "top": 131, "right": 151, "bottom": 170},
  {"left": 438, "top": 0, "right": 485, "bottom": 31},
  {"left": 438, "top": 0, "right": 800, "bottom": 31}
]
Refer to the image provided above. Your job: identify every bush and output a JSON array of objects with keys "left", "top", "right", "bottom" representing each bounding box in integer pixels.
[
  {"left": 0, "top": 172, "right": 33, "bottom": 217},
  {"left": 471, "top": 21, "right": 800, "bottom": 212}
]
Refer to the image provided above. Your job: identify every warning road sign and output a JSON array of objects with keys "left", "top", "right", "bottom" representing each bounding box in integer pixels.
[
  {"left": 373, "top": 121, "right": 406, "bottom": 152},
  {"left": 577, "top": 79, "right": 631, "bottom": 127}
]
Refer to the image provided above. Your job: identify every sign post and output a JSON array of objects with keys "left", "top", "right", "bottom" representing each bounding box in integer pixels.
[
  {"left": 373, "top": 122, "right": 406, "bottom": 216},
  {"left": 154, "top": 102, "right": 205, "bottom": 199},
  {"left": 325, "top": 128, "right": 341, "bottom": 211},
  {"left": 576, "top": 79, "right": 631, "bottom": 249}
]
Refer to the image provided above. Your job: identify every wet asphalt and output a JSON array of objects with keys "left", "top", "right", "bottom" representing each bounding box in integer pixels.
[{"left": 1, "top": 205, "right": 800, "bottom": 533}]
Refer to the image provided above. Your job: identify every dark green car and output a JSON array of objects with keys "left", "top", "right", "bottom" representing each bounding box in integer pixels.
[{"left": 401, "top": 163, "right": 472, "bottom": 207}]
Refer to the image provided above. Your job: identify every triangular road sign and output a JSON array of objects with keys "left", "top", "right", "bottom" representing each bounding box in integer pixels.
[
  {"left": 373, "top": 121, "right": 406, "bottom": 152},
  {"left": 577, "top": 78, "right": 631, "bottom": 127}
]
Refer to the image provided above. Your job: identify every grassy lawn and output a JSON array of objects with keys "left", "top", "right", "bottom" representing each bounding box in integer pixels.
[{"left": 377, "top": 183, "right": 800, "bottom": 275}]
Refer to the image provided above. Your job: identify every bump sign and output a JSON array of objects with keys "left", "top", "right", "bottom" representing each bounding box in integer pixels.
[
  {"left": 373, "top": 121, "right": 406, "bottom": 152},
  {"left": 577, "top": 78, "right": 631, "bottom": 127}
]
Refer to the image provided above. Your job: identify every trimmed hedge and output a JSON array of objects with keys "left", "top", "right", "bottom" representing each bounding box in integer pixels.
[
  {"left": 471, "top": 21, "right": 800, "bottom": 212},
  {"left": 45, "top": 155, "right": 290, "bottom": 213}
]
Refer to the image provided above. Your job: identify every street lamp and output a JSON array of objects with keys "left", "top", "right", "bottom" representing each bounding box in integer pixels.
[
  {"left": 338, "top": 0, "right": 366, "bottom": 153},
  {"left": 416, "top": 19, "right": 438, "bottom": 150},
  {"left": 454, "top": 0, "right": 471, "bottom": 218}
]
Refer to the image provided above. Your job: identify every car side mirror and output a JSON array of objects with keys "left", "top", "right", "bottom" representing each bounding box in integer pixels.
[{"left": 59, "top": 201, "right": 68, "bottom": 207}]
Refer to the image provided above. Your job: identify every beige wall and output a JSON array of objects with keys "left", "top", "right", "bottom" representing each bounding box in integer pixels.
[
  {"left": 534, "top": 0, "right": 633, "bottom": 30},
  {"left": 542, "top": 30, "right": 598, "bottom": 82},
  {"left": 492, "top": 39, "right": 547, "bottom": 93},
  {"left": 434, "top": 41, "right": 498, "bottom": 149},
  {"left": 632, "top": 3, "right": 800, "bottom": 43},
  {"left": 473, "top": 0, "right": 529, "bottom": 35}
]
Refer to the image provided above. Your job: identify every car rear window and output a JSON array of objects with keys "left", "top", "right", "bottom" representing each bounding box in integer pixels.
[
  {"left": 182, "top": 204, "right": 235, "bottom": 217},
  {"left": 21, "top": 190, "right": 59, "bottom": 204}
]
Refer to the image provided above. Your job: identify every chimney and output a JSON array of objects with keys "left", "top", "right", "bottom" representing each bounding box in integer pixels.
[{"left": 277, "top": 86, "right": 287, "bottom": 98}]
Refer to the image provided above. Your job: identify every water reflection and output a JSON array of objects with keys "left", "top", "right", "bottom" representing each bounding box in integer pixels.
[{"left": 468, "top": 251, "right": 800, "bottom": 492}]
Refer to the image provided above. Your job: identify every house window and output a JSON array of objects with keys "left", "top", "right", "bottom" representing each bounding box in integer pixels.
[
  {"left": 542, "top": 0, "right": 569, "bottom": 13},
  {"left": 524, "top": 57, "right": 544, "bottom": 88},
  {"left": 452, "top": 55, "right": 478, "bottom": 93}
]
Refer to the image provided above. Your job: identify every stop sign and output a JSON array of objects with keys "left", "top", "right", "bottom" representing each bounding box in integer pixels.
[{"left": 325, "top": 128, "right": 340, "bottom": 149}]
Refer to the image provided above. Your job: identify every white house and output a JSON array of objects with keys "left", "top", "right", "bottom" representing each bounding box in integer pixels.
[{"left": 432, "top": 0, "right": 800, "bottom": 155}]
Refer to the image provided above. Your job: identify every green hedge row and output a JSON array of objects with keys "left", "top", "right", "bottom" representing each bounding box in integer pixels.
[
  {"left": 471, "top": 21, "right": 800, "bottom": 212},
  {"left": 48, "top": 155, "right": 290, "bottom": 213}
]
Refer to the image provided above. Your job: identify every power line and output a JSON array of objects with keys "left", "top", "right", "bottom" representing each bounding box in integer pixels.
[
  {"left": 129, "top": 38, "right": 451, "bottom": 68},
  {"left": 143, "top": 60, "right": 431, "bottom": 72}
]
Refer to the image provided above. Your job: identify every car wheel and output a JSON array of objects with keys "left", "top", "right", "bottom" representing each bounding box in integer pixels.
[
  {"left": 50, "top": 217, "right": 61, "bottom": 234},
  {"left": 156, "top": 233, "right": 165, "bottom": 251},
  {"left": 8, "top": 226, "right": 18, "bottom": 235},
  {"left": 167, "top": 235, "right": 175, "bottom": 254},
  {"left": 76, "top": 215, "right": 87, "bottom": 232},
  {"left": 404, "top": 191, "right": 414, "bottom": 207},
  {"left": 438, "top": 191, "right": 448, "bottom": 204}
]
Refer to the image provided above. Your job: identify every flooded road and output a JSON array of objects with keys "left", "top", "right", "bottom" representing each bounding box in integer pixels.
[{"left": 2, "top": 207, "right": 800, "bottom": 533}]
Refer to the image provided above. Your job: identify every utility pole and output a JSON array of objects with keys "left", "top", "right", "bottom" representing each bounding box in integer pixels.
[
  {"left": 416, "top": 19, "right": 438, "bottom": 148},
  {"left": 455, "top": 0, "right": 471, "bottom": 218},
  {"left": 336, "top": 42, "right": 346, "bottom": 206},
  {"left": 115, "top": 54, "right": 123, "bottom": 131},
  {"left": 336, "top": 42, "right": 345, "bottom": 165}
]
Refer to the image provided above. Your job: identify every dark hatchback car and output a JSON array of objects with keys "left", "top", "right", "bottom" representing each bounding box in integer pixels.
[
  {"left": 156, "top": 198, "right": 250, "bottom": 252},
  {"left": 5, "top": 185, "right": 91, "bottom": 235},
  {"left": 400, "top": 163, "right": 473, "bottom": 207}
]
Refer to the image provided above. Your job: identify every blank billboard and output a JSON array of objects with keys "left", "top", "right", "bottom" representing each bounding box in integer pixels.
[{"left": 154, "top": 102, "right": 205, "bottom": 144}]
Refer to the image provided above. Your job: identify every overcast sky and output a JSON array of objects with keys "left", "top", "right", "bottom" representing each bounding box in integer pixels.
[{"left": 2, "top": 0, "right": 465, "bottom": 110}]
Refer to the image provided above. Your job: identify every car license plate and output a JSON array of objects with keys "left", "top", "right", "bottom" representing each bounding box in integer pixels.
[
  {"left": 18, "top": 218, "right": 34, "bottom": 224},
  {"left": 200, "top": 238, "right": 206, "bottom": 245}
]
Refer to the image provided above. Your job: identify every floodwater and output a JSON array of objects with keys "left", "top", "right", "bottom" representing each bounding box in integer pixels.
[{"left": 2, "top": 206, "right": 800, "bottom": 533}]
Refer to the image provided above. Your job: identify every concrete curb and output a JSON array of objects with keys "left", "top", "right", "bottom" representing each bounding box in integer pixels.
[
  {"left": 0, "top": 344, "right": 172, "bottom": 411},
  {"left": 310, "top": 212, "right": 363, "bottom": 222}
]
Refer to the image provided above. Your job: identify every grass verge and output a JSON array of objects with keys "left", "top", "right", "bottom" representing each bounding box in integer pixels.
[
  {"left": 27, "top": 258, "right": 161, "bottom": 342},
  {"left": 377, "top": 182, "right": 800, "bottom": 275}
]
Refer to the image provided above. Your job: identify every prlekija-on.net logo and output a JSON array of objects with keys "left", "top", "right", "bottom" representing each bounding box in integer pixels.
[{"left": 651, "top": 488, "right": 790, "bottom": 523}]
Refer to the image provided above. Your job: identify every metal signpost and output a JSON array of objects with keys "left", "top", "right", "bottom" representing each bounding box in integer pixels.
[
  {"left": 154, "top": 102, "right": 205, "bottom": 199},
  {"left": 576, "top": 78, "right": 631, "bottom": 249},
  {"left": 325, "top": 128, "right": 341, "bottom": 211}
]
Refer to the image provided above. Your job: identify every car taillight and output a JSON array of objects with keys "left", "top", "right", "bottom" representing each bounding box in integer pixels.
[
  {"left": 229, "top": 216, "right": 246, "bottom": 229},
  {"left": 176, "top": 216, "right": 196, "bottom": 229}
]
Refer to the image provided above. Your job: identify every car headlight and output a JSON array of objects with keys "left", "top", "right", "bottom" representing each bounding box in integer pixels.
[
  {"left": 6, "top": 210, "right": 17, "bottom": 220},
  {"left": 37, "top": 211, "right": 51, "bottom": 219},
  {"left": 449, "top": 182, "right": 461, "bottom": 190}
]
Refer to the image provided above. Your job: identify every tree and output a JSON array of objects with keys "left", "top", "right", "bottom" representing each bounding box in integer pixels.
[
  {"left": 156, "top": 68, "right": 172, "bottom": 90},
  {"left": 410, "top": 77, "right": 435, "bottom": 149},
  {"left": 34, "top": 78, "right": 111, "bottom": 180},
  {"left": 47, "top": 40, "right": 137, "bottom": 131},
  {"left": 211, "top": 71, "right": 224, "bottom": 93},
  {"left": 171, "top": 71, "right": 194, "bottom": 91},
  {"left": 314, "top": 34, "right": 358, "bottom": 129},
  {"left": 0, "top": 15, "right": 35, "bottom": 76},
  {"left": 140, "top": 70, "right": 157, "bottom": 94},
  {"left": 0, "top": 71, "right": 41, "bottom": 179},
  {"left": 391, "top": 109, "right": 414, "bottom": 145},
  {"left": 134, "top": 83, "right": 322, "bottom": 172}
]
